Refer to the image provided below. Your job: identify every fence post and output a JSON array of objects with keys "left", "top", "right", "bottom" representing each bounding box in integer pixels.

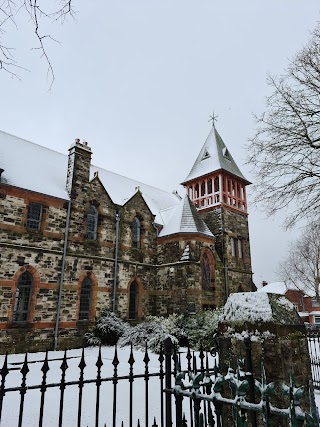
[
  {"left": 164, "top": 337, "right": 173, "bottom": 427},
  {"left": 244, "top": 337, "right": 257, "bottom": 427}
]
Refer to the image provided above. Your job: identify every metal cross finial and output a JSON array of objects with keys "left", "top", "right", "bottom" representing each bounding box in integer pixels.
[{"left": 208, "top": 110, "right": 218, "bottom": 128}]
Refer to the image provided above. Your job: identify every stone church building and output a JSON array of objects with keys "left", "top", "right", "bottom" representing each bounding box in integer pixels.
[{"left": 0, "top": 124, "right": 255, "bottom": 352}]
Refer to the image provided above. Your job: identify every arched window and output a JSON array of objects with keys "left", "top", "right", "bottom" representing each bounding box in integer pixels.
[
  {"left": 129, "top": 281, "right": 139, "bottom": 320},
  {"left": 13, "top": 271, "right": 33, "bottom": 322},
  {"left": 86, "top": 205, "right": 98, "bottom": 240},
  {"left": 201, "top": 253, "right": 212, "bottom": 290},
  {"left": 79, "top": 277, "right": 92, "bottom": 320},
  {"left": 208, "top": 179, "right": 213, "bottom": 194},
  {"left": 132, "top": 217, "right": 141, "bottom": 248}
]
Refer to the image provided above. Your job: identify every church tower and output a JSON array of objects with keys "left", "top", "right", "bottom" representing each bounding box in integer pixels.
[{"left": 181, "top": 123, "right": 255, "bottom": 300}]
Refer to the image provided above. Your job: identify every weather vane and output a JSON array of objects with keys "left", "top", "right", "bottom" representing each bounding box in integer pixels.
[{"left": 208, "top": 110, "right": 218, "bottom": 127}]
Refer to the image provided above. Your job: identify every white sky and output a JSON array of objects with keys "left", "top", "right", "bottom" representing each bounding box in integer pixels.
[{"left": 1, "top": 1, "right": 319, "bottom": 286}]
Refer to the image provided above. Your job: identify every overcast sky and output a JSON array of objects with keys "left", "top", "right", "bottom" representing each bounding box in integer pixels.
[{"left": 1, "top": 1, "right": 319, "bottom": 286}]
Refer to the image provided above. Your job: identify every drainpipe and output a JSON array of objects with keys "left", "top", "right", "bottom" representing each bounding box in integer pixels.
[
  {"left": 54, "top": 199, "right": 72, "bottom": 350},
  {"left": 112, "top": 211, "right": 120, "bottom": 313}
]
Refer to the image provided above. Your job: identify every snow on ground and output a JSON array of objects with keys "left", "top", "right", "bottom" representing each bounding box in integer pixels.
[
  {"left": 0, "top": 344, "right": 318, "bottom": 426},
  {"left": 0, "top": 346, "right": 215, "bottom": 427}
]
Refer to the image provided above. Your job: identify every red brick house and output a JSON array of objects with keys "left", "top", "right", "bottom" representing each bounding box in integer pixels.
[{"left": 258, "top": 281, "right": 320, "bottom": 324}]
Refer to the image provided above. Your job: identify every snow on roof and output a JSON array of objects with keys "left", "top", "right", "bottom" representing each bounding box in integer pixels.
[
  {"left": 182, "top": 126, "right": 250, "bottom": 184},
  {"left": 90, "top": 166, "right": 180, "bottom": 225},
  {"left": 257, "top": 282, "right": 305, "bottom": 295},
  {"left": 158, "top": 194, "right": 214, "bottom": 238},
  {"left": 257, "top": 282, "right": 287, "bottom": 295},
  {"left": 0, "top": 130, "right": 69, "bottom": 200},
  {"left": 0, "top": 130, "right": 180, "bottom": 224}
]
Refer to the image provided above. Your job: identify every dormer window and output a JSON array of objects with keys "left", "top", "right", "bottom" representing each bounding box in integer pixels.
[
  {"left": 86, "top": 205, "right": 98, "bottom": 240},
  {"left": 202, "top": 149, "right": 210, "bottom": 160},
  {"left": 222, "top": 147, "right": 230, "bottom": 160}
]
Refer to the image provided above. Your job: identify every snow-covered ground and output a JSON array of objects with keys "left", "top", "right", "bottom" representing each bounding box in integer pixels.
[
  {"left": 0, "top": 346, "right": 213, "bottom": 427},
  {"left": 0, "top": 346, "right": 318, "bottom": 426}
]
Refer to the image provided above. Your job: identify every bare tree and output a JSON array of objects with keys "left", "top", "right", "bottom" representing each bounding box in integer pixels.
[
  {"left": 0, "top": 1, "right": 75, "bottom": 85},
  {"left": 247, "top": 24, "right": 320, "bottom": 228},
  {"left": 279, "top": 222, "right": 320, "bottom": 301}
]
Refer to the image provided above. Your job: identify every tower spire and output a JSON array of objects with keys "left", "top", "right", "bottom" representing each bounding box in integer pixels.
[{"left": 208, "top": 109, "right": 218, "bottom": 128}]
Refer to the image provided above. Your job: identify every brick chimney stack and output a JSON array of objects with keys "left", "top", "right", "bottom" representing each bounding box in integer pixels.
[{"left": 66, "top": 138, "right": 92, "bottom": 198}]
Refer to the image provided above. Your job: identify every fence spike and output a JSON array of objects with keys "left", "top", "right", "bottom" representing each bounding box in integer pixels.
[
  {"left": 21, "top": 353, "right": 29, "bottom": 377},
  {"left": 152, "top": 416, "right": 158, "bottom": 427},
  {"left": 143, "top": 342, "right": 150, "bottom": 365},
  {"left": 112, "top": 346, "right": 119, "bottom": 368},
  {"left": 78, "top": 348, "right": 86, "bottom": 371},
  {"left": 128, "top": 343, "right": 135, "bottom": 366},
  {"left": 96, "top": 345, "right": 103, "bottom": 369}
]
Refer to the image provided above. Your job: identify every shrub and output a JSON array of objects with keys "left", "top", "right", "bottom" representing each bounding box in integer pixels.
[
  {"left": 118, "top": 319, "right": 178, "bottom": 353},
  {"left": 85, "top": 310, "right": 130, "bottom": 346},
  {"left": 182, "top": 309, "right": 222, "bottom": 351}
]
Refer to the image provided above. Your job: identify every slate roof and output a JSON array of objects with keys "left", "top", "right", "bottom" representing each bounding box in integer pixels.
[
  {"left": 0, "top": 130, "right": 180, "bottom": 225},
  {"left": 182, "top": 125, "right": 250, "bottom": 184},
  {"left": 159, "top": 194, "right": 214, "bottom": 238}
]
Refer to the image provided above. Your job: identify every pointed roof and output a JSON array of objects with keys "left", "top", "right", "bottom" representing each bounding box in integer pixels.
[
  {"left": 182, "top": 126, "right": 250, "bottom": 185},
  {"left": 158, "top": 194, "right": 214, "bottom": 238}
]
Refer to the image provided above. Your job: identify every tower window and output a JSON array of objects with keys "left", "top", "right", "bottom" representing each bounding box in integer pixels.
[
  {"left": 195, "top": 183, "right": 199, "bottom": 198},
  {"left": 13, "top": 271, "right": 33, "bottom": 322},
  {"left": 86, "top": 205, "right": 98, "bottom": 240},
  {"left": 214, "top": 177, "right": 220, "bottom": 192},
  {"left": 132, "top": 217, "right": 141, "bottom": 248},
  {"left": 208, "top": 179, "right": 213, "bottom": 194},
  {"left": 201, "top": 181, "right": 206, "bottom": 197},
  {"left": 27, "top": 203, "right": 42, "bottom": 230},
  {"left": 79, "top": 277, "right": 92, "bottom": 320},
  {"left": 231, "top": 237, "right": 243, "bottom": 259}
]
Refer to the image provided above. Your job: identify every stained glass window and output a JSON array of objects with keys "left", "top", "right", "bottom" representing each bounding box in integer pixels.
[
  {"left": 79, "top": 277, "right": 92, "bottom": 320},
  {"left": 201, "top": 254, "right": 211, "bottom": 290},
  {"left": 86, "top": 205, "right": 98, "bottom": 240},
  {"left": 132, "top": 217, "right": 141, "bottom": 248},
  {"left": 129, "top": 281, "right": 139, "bottom": 320}
]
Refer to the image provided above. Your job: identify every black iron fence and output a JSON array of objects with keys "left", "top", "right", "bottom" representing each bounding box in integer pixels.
[
  {"left": 0, "top": 339, "right": 217, "bottom": 427},
  {"left": 0, "top": 333, "right": 319, "bottom": 427},
  {"left": 307, "top": 330, "right": 320, "bottom": 389}
]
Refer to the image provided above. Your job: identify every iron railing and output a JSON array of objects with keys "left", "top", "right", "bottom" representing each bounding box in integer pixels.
[
  {"left": 0, "top": 340, "right": 216, "bottom": 427},
  {"left": 307, "top": 330, "right": 320, "bottom": 390}
]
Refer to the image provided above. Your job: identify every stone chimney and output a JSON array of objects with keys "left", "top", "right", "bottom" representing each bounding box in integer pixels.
[{"left": 66, "top": 138, "right": 92, "bottom": 198}]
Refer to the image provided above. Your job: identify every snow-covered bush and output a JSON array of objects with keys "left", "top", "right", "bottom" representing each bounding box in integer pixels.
[
  {"left": 85, "top": 309, "right": 221, "bottom": 351},
  {"left": 85, "top": 310, "right": 130, "bottom": 346},
  {"left": 182, "top": 309, "right": 222, "bottom": 351},
  {"left": 118, "top": 319, "right": 178, "bottom": 353}
]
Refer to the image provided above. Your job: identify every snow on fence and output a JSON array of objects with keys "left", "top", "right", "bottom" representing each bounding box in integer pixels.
[
  {"left": 0, "top": 341, "right": 217, "bottom": 427},
  {"left": 307, "top": 330, "right": 320, "bottom": 390}
]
